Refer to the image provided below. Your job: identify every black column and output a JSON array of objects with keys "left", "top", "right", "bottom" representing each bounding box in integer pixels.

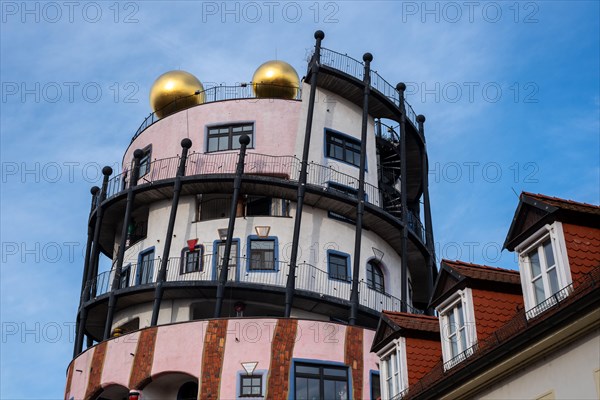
[
  {"left": 284, "top": 30, "right": 324, "bottom": 318},
  {"left": 103, "top": 151, "right": 142, "bottom": 340},
  {"left": 214, "top": 135, "right": 251, "bottom": 318},
  {"left": 397, "top": 82, "right": 410, "bottom": 312},
  {"left": 74, "top": 167, "right": 111, "bottom": 355},
  {"left": 349, "top": 53, "right": 373, "bottom": 326},
  {"left": 418, "top": 115, "right": 436, "bottom": 315},
  {"left": 150, "top": 139, "right": 192, "bottom": 326}
]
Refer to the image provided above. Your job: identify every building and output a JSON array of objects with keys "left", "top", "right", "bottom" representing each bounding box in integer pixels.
[
  {"left": 373, "top": 192, "right": 600, "bottom": 399},
  {"left": 65, "top": 31, "right": 437, "bottom": 399}
]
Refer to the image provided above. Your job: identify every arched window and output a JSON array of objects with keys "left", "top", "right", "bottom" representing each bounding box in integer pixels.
[{"left": 367, "top": 260, "right": 385, "bottom": 292}]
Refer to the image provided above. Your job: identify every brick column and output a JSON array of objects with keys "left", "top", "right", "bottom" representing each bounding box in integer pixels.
[
  {"left": 129, "top": 327, "right": 158, "bottom": 389},
  {"left": 85, "top": 341, "right": 108, "bottom": 399},
  {"left": 344, "top": 326, "right": 364, "bottom": 399},
  {"left": 200, "top": 319, "right": 228, "bottom": 399},
  {"left": 266, "top": 319, "right": 298, "bottom": 400}
]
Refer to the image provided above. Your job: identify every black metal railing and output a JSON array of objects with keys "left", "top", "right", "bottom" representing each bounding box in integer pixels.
[
  {"left": 319, "top": 47, "right": 418, "bottom": 126},
  {"left": 88, "top": 254, "right": 418, "bottom": 314},
  {"left": 443, "top": 342, "right": 479, "bottom": 371},
  {"left": 98, "top": 152, "right": 424, "bottom": 241},
  {"left": 131, "top": 84, "right": 302, "bottom": 143},
  {"left": 525, "top": 284, "right": 574, "bottom": 319}
]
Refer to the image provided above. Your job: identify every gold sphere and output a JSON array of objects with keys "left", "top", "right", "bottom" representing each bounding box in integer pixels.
[
  {"left": 149, "top": 70, "right": 205, "bottom": 118},
  {"left": 252, "top": 60, "right": 299, "bottom": 99}
]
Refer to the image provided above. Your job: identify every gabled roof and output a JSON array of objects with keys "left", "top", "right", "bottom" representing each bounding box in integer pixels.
[
  {"left": 504, "top": 192, "right": 600, "bottom": 251},
  {"left": 371, "top": 311, "right": 439, "bottom": 353},
  {"left": 429, "top": 260, "right": 521, "bottom": 308}
]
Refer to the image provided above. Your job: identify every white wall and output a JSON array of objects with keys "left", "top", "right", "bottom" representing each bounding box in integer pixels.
[{"left": 478, "top": 329, "right": 600, "bottom": 400}]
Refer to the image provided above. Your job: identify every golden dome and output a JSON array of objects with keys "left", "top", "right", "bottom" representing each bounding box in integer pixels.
[
  {"left": 149, "top": 70, "right": 205, "bottom": 118},
  {"left": 252, "top": 60, "right": 299, "bottom": 99}
]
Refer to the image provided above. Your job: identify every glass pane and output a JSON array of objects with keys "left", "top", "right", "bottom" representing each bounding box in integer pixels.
[
  {"left": 218, "top": 136, "right": 228, "bottom": 151},
  {"left": 242, "top": 387, "right": 251, "bottom": 395},
  {"left": 336, "top": 381, "right": 348, "bottom": 400},
  {"left": 323, "top": 367, "right": 346, "bottom": 377},
  {"left": 450, "top": 335, "right": 459, "bottom": 357},
  {"left": 533, "top": 277, "right": 545, "bottom": 304},
  {"left": 243, "top": 125, "right": 253, "bottom": 131},
  {"left": 296, "top": 365, "right": 319, "bottom": 375},
  {"left": 324, "top": 380, "right": 336, "bottom": 399},
  {"left": 295, "top": 377, "right": 308, "bottom": 400},
  {"left": 251, "top": 240, "right": 274, "bottom": 250},
  {"left": 307, "top": 378, "right": 320, "bottom": 400},
  {"left": 529, "top": 250, "right": 541, "bottom": 277},
  {"left": 459, "top": 327, "right": 467, "bottom": 352},
  {"left": 252, "top": 378, "right": 261, "bottom": 386},
  {"left": 456, "top": 303, "right": 464, "bottom": 327},
  {"left": 232, "top": 135, "right": 241, "bottom": 149},
  {"left": 251, "top": 386, "right": 260, "bottom": 395},
  {"left": 232, "top": 126, "right": 243, "bottom": 132},
  {"left": 548, "top": 267, "right": 560, "bottom": 294},
  {"left": 448, "top": 310, "right": 456, "bottom": 333},
  {"left": 543, "top": 240, "right": 556, "bottom": 267}
]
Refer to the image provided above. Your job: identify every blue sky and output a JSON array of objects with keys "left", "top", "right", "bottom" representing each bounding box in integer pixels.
[{"left": 1, "top": 1, "right": 598, "bottom": 397}]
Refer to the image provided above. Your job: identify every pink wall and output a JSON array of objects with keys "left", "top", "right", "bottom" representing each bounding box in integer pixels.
[
  {"left": 293, "top": 320, "right": 347, "bottom": 363},
  {"left": 101, "top": 331, "right": 140, "bottom": 388},
  {"left": 219, "top": 319, "right": 278, "bottom": 399},
  {"left": 151, "top": 321, "right": 205, "bottom": 378},
  {"left": 67, "top": 346, "right": 94, "bottom": 400},
  {"left": 123, "top": 99, "right": 302, "bottom": 168}
]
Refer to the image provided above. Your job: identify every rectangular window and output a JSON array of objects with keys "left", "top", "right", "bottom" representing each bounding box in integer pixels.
[
  {"left": 119, "top": 264, "right": 131, "bottom": 289},
  {"left": 249, "top": 239, "right": 276, "bottom": 271},
  {"left": 294, "top": 363, "right": 349, "bottom": 400},
  {"left": 325, "top": 129, "right": 361, "bottom": 167},
  {"left": 240, "top": 375, "right": 263, "bottom": 397},
  {"left": 207, "top": 123, "right": 254, "bottom": 152},
  {"left": 137, "top": 249, "right": 155, "bottom": 285},
  {"left": 527, "top": 238, "right": 561, "bottom": 305},
  {"left": 328, "top": 252, "right": 350, "bottom": 282},
  {"left": 216, "top": 241, "right": 239, "bottom": 269},
  {"left": 138, "top": 146, "right": 152, "bottom": 178},
  {"left": 370, "top": 372, "right": 381, "bottom": 400},
  {"left": 382, "top": 350, "right": 401, "bottom": 399},
  {"left": 182, "top": 246, "right": 203, "bottom": 273},
  {"left": 246, "top": 196, "right": 272, "bottom": 216},
  {"left": 438, "top": 289, "right": 477, "bottom": 369}
]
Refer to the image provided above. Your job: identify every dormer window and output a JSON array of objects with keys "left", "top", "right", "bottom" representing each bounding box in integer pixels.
[
  {"left": 378, "top": 338, "right": 408, "bottom": 400},
  {"left": 517, "top": 222, "right": 572, "bottom": 318},
  {"left": 437, "top": 288, "right": 477, "bottom": 370}
]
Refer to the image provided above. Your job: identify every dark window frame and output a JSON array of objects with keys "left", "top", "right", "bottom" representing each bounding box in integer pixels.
[
  {"left": 136, "top": 247, "right": 155, "bottom": 285},
  {"left": 325, "top": 129, "right": 362, "bottom": 168},
  {"left": 181, "top": 245, "right": 204, "bottom": 274},
  {"left": 138, "top": 145, "right": 152, "bottom": 178},
  {"left": 247, "top": 236, "right": 278, "bottom": 272},
  {"left": 206, "top": 123, "right": 254, "bottom": 153},
  {"left": 294, "top": 362, "right": 350, "bottom": 400},
  {"left": 327, "top": 250, "right": 351, "bottom": 282},
  {"left": 367, "top": 260, "right": 385, "bottom": 293}
]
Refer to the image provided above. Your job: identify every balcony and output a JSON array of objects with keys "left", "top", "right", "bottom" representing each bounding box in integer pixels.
[
  {"left": 101, "top": 152, "right": 426, "bottom": 243},
  {"left": 88, "top": 253, "right": 423, "bottom": 315}
]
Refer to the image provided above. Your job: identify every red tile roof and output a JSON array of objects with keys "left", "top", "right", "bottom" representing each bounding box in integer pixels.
[
  {"left": 405, "top": 337, "right": 442, "bottom": 386},
  {"left": 441, "top": 260, "right": 521, "bottom": 285},
  {"left": 562, "top": 222, "right": 600, "bottom": 285},
  {"left": 382, "top": 311, "right": 440, "bottom": 333},
  {"left": 523, "top": 192, "right": 600, "bottom": 215},
  {"left": 471, "top": 288, "right": 523, "bottom": 341}
]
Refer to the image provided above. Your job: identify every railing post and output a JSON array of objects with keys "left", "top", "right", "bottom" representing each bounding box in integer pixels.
[
  {"left": 417, "top": 114, "right": 436, "bottom": 315},
  {"left": 349, "top": 52, "right": 373, "bottom": 326},
  {"left": 214, "top": 135, "right": 250, "bottom": 318},
  {"left": 285, "top": 30, "right": 325, "bottom": 318},
  {"left": 103, "top": 151, "right": 142, "bottom": 340},
  {"left": 150, "top": 139, "right": 192, "bottom": 327}
]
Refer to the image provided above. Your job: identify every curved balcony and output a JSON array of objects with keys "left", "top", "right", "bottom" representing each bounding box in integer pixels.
[
  {"left": 100, "top": 152, "right": 425, "bottom": 243},
  {"left": 87, "top": 254, "right": 423, "bottom": 316}
]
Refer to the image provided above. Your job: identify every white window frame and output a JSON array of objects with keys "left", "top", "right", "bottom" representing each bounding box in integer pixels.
[
  {"left": 377, "top": 338, "right": 408, "bottom": 399},
  {"left": 436, "top": 288, "right": 477, "bottom": 369},
  {"left": 516, "top": 221, "right": 572, "bottom": 317}
]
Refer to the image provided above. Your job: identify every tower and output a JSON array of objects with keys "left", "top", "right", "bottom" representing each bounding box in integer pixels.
[{"left": 66, "top": 31, "right": 436, "bottom": 400}]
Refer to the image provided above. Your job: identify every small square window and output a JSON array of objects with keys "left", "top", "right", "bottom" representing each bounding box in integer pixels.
[
  {"left": 325, "top": 129, "right": 362, "bottom": 167},
  {"left": 207, "top": 123, "right": 254, "bottom": 153},
  {"left": 240, "top": 375, "right": 263, "bottom": 397},
  {"left": 181, "top": 246, "right": 203, "bottom": 274}
]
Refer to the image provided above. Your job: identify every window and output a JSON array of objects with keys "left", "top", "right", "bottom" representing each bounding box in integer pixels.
[
  {"left": 517, "top": 222, "right": 572, "bottom": 317},
  {"left": 216, "top": 241, "right": 239, "bottom": 269},
  {"left": 138, "top": 145, "right": 152, "bottom": 178},
  {"left": 328, "top": 251, "right": 350, "bottom": 282},
  {"left": 437, "top": 289, "right": 477, "bottom": 369},
  {"left": 207, "top": 123, "right": 254, "bottom": 152},
  {"left": 248, "top": 238, "right": 276, "bottom": 271},
  {"left": 379, "top": 339, "right": 407, "bottom": 400},
  {"left": 240, "top": 375, "right": 263, "bottom": 397},
  {"left": 137, "top": 248, "right": 155, "bottom": 285},
  {"left": 246, "top": 196, "right": 272, "bottom": 216},
  {"left": 370, "top": 371, "right": 381, "bottom": 400},
  {"left": 367, "top": 260, "right": 385, "bottom": 292},
  {"left": 294, "top": 362, "right": 349, "bottom": 400},
  {"left": 325, "top": 129, "right": 361, "bottom": 167},
  {"left": 119, "top": 264, "right": 131, "bottom": 289},
  {"left": 181, "top": 245, "right": 203, "bottom": 273}
]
